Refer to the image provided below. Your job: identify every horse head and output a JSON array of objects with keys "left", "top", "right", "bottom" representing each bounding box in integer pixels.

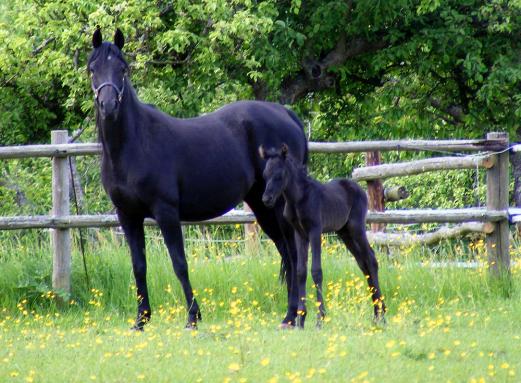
[
  {"left": 88, "top": 27, "right": 128, "bottom": 121},
  {"left": 259, "top": 143, "right": 289, "bottom": 208}
]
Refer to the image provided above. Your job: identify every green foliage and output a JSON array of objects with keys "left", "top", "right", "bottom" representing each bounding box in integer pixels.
[
  {"left": 0, "top": 159, "right": 51, "bottom": 215},
  {"left": 2, "top": 0, "right": 521, "bottom": 143},
  {"left": 2, "top": 1, "right": 521, "bottom": 216}
]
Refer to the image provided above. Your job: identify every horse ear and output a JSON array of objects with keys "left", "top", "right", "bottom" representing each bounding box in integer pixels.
[
  {"left": 281, "top": 143, "right": 289, "bottom": 158},
  {"left": 258, "top": 145, "right": 266, "bottom": 159},
  {"left": 114, "top": 28, "right": 125, "bottom": 50},
  {"left": 93, "top": 26, "right": 102, "bottom": 48}
]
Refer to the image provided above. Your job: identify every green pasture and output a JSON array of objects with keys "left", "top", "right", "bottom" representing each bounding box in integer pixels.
[{"left": 1, "top": 229, "right": 521, "bottom": 382}]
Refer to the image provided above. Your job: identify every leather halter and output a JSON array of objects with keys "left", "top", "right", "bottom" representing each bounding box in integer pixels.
[{"left": 92, "top": 78, "right": 125, "bottom": 103}]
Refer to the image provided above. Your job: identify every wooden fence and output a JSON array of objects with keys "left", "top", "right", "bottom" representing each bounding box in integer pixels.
[{"left": 0, "top": 131, "right": 512, "bottom": 294}]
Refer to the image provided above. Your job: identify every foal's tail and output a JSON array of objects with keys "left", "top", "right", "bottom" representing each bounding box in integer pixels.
[{"left": 286, "top": 108, "right": 309, "bottom": 166}]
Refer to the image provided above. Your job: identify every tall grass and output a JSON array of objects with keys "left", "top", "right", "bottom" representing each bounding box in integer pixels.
[
  {"left": 1, "top": 228, "right": 520, "bottom": 317},
  {"left": 1, "top": 228, "right": 520, "bottom": 382}
]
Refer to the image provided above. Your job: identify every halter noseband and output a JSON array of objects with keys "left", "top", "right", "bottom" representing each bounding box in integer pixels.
[{"left": 92, "top": 78, "right": 125, "bottom": 103}]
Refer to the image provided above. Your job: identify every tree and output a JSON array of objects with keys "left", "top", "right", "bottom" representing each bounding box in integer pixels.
[{"left": 2, "top": 0, "right": 521, "bottom": 209}]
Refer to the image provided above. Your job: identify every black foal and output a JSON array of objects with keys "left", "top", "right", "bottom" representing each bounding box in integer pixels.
[{"left": 260, "top": 144, "right": 386, "bottom": 328}]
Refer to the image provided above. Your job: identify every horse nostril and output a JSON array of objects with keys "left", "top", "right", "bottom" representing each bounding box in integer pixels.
[{"left": 100, "top": 100, "right": 105, "bottom": 109}]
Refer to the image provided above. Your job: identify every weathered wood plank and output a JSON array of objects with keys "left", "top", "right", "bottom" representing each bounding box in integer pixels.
[
  {"left": 50, "top": 131, "right": 71, "bottom": 295},
  {"left": 384, "top": 186, "right": 410, "bottom": 202},
  {"left": 486, "top": 132, "right": 510, "bottom": 275},
  {"left": 0, "top": 211, "right": 257, "bottom": 229},
  {"left": 0, "top": 208, "right": 509, "bottom": 230},
  {"left": 367, "top": 222, "right": 495, "bottom": 246},
  {"left": 352, "top": 155, "right": 495, "bottom": 181},
  {"left": 366, "top": 151, "right": 385, "bottom": 232},
  {"left": 0, "top": 143, "right": 101, "bottom": 159},
  {"left": 308, "top": 138, "right": 508, "bottom": 153},
  {"left": 0, "top": 137, "right": 509, "bottom": 160},
  {"left": 365, "top": 208, "right": 507, "bottom": 223}
]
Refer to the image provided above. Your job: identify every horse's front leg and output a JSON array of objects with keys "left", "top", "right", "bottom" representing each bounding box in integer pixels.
[
  {"left": 117, "top": 210, "right": 149, "bottom": 330},
  {"left": 310, "top": 228, "right": 325, "bottom": 327},
  {"left": 154, "top": 205, "right": 201, "bottom": 329},
  {"left": 295, "top": 231, "right": 309, "bottom": 329}
]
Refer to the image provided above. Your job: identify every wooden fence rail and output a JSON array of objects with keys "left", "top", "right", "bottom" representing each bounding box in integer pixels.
[
  {"left": 0, "top": 137, "right": 509, "bottom": 159},
  {"left": 0, "top": 131, "right": 511, "bottom": 293},
  {"left": 352, "top": 155, "right": 496, "bottom": 181},
  {"left": 0, "top": 208, "right": 509, "bottom": 230}
]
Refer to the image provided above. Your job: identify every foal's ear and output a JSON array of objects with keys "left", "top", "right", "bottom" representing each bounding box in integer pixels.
[
  {"left": 114, "top": 28, "right": 125, "bottom": 50},
  {"left": 258, "top": 145, "right": 266, "bottom": 159},
  {"left": 281, "top": 143, "right": 289, "bottom": 158},
  {"left": 92, "top": 26, "right": 102, "bottom": 48}
]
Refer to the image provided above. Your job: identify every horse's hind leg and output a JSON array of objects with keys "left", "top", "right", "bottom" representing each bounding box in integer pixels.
[
  {"left": 154, "top": 204, "right": 201, "bottom": 329},
  {"left": 337, "top": 222, "right": 386, "bottom": 320},
  {"left": 294, "top": 231, "right": 309, "bottom": 328},
  {"left": 245, "top": 187, "right": 299, "bottom": 328},
  {"left": 309, "top": 228, "right": 326, "bottom": 326}
]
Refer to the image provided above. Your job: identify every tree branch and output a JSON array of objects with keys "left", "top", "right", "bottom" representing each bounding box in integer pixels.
[
  {"left": 32, "top": 37, "right": 55, "bottom": 56},
  {"left": 279, "top": 34, "right": 390, "bottom": 104},
  {"left": 159, "top": 3, "right": 174, "bottom": 17},
  {"left": 248, "top": 78, "right": 269, "bottom": 101},
  {"left": 429, "top": 98, "right": 464, "bottom": 124}
]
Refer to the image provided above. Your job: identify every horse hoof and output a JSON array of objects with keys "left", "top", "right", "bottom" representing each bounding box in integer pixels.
[
  {"left": 295, "top": 311, "right": 306, "bottom": 329},
  {"left": 185, "top": 322, "right": 198, "bottom": 331},
  {"left": 279, "top": 322, "right": 295, "bottom": 330},
  {"left": 373, "top": 315, "right": 387, "bottom": 327},
  {"left": 130, "top": 325, "right": 144, "bottom": 332}
]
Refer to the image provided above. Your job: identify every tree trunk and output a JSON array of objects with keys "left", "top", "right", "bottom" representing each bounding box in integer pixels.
[
  {"left": 243, "top": 203, "right": 259, "bottom": 254},
  {"left": 68, "top": 157, "right": 85, "bottom": 211}
]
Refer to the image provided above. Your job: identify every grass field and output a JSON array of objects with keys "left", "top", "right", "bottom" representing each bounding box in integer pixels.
[{"left": 1, "top": 229, "right": 521, "bottom": 382}]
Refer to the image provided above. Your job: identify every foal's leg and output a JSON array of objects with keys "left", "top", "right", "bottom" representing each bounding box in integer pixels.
[
  {"left": 117, "top": 210, "right": 150, "bottom": 330},
  {"left": 337, "top": 223, "right": 386, "bottom": 320},
  {"left": 245, "top": 187, "right": 299, "bottom": 327},
  {"left": 154, "top": 205, "right": 201, "bottom": 329},
  {"left": 294, "top": 231, "right": 309, "bottom": 328},
  {"left": 309, "top": 228, "right": 326, "bottom": 325}
]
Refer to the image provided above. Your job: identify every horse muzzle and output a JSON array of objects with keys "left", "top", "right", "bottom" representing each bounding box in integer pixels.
[
  {"left": 262, "top": 194, "right": 277, "bottom": 208},
  {"left": 99, "top": 98, "right": 120, "bottom": 121},
  {"left": 93, "top": 79, "right": 125, "bottom": 121}
]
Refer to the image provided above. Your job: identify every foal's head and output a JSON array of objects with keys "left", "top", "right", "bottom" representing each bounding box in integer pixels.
[
  {"left": 259, "top": 144, "right": 290, "bottom": 208},
  {"left": 88, "top": 27, "right": 129, "bottom": 121}
]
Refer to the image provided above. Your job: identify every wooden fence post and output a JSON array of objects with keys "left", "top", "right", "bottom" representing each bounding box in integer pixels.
[
  {"left": 51, "top": 130, "right": 71, "bottom": 296},
  {"left": 243, "top": 203, "right": 259, "bottom": 254},
  {"left": 366, "top": 151, "right": 386, "bottom": 232},
  {"left": 486, "top": 132, "right": 510, "bottom": 275}
]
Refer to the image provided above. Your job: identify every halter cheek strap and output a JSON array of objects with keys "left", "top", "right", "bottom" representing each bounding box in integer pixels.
[{"left": 92, "top": 78, "right": 125, "bottom": 102}]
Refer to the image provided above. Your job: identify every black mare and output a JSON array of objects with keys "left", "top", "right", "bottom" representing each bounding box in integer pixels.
[
  {"left": 88, "top": 28, "right": 307, "bottom": 330},
  {"left": 260, "top": 144, "right": 386, "bottom": 328}
]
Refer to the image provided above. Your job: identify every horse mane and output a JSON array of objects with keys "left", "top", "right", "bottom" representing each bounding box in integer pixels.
[{"left": 286, "top": 153, "right": 311, "bottom": 183}]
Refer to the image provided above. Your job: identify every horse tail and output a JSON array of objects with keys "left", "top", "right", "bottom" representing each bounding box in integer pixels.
[
  {"left": 286, "top": 108, "right": 309, "bottom": 165},
  {"left": 279, "top": 251, "right": 292, "bottom": 285}
]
